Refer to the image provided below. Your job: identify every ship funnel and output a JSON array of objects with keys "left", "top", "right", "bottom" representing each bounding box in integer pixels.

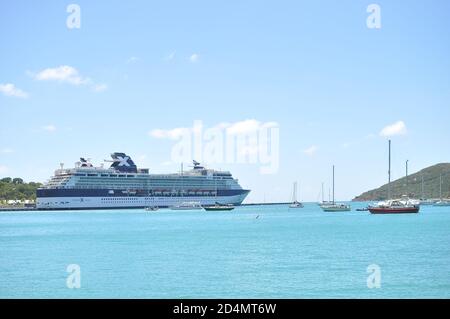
[{"left": 110, "top": 152, "right": 137, "bottom": 173}]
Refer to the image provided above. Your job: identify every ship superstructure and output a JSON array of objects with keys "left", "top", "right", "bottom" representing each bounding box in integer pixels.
[{"left": 36, "top": 153, "right": 250, "bottom": 210}]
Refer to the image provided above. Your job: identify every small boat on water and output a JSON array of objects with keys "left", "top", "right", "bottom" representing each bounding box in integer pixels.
[
  {"left": 170, "top": 201, "right": 204, "bottom": 211},
  {"left": 369, "top": 198, "right": 420, "bottom": 214},
  {"left": 356, "top": 208, "right": 369, "bottom": 212},
  {"left": 434, "top": 200, "right": 450, "bottom": 207},
  {"left": 203, "top": 203, "right": 235, "bottom": 211},
  {"left": 322, "top": 204, "right": 351, "bottom": 212},
  {"left": 419, "top": 175, "right": 434, "bottom": 205},
  {"left": 320, "top": 166, "right": 351, "bottom": 212},
  {"left": 369, "top": 140, "right": 420, "bottom": 214},
  {"left": 290, "top": 202, "right": 304, "bottom": 208},
  {"left": 433, "top": 174, "right": 450, "bottom": 207},
  {"left": 318, "top": 201, "right": 333, "bottom": 208},
  {"left": 145, "top": 206, "right": 159, "bottom": 212},
  {"left": 317, "top": 182, "right": 333, "bottom": 207},
  {"left": 289, "top": 182, "right": 304, "bottom": 208},
  {"left": 420, "top": 199, "right": 435, "bottom": 206},
  {"left": 204, "top": 179, "right": 236, "bottom": 211}
]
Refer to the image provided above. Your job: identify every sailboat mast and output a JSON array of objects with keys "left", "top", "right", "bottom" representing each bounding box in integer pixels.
[
  {"left": 421, "top": 175, "right": 424, "bottom": 199},
  {"left": 332, "top": 165, "right": 335, "bottom": 205},
  {"left": 440, "top": 174, "right": 443, "bottom": 201},
  {"left": 298, "top": 182, "right": 301, "bottom": 203},
  {"left": 388, "top": 139, "right": 391, "bottom": 200},
  {"left": 406, "top": 160, "right": 409, "bottom": 196},
  {"left": 292, "top": 182, "right": 297, "bottom": 202},
  {"left": 322, "top": 182, "right": 324, "bottom": 203}
]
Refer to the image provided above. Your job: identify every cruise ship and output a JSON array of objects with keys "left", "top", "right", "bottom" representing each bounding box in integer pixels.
[{"left": 36, "top": 153, "right": 250, "bottom": 210}]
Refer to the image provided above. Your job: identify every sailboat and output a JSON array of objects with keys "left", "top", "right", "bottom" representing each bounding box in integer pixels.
[
  {"left": 419, "top": 175, "right": 434, "bottom": 205},
  {"left": 321, "top": 166, "right": 351, "bottom": 212},
  {"left": 318, "top": 182, "right": 333, "bottom": 207},
  {"left": 289, "top": 182, "right": 304, "bottom": 208},
  {"left": 368, "top": 140, "right": 420, "bottom": 214},
  {"left": 433, "top": 174, "right": 450, "bottom": 207}
]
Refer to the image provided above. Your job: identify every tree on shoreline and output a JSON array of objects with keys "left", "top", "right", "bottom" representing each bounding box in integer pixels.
[{"left": 0, "top": 177, "right": 42, "bottom": 201}]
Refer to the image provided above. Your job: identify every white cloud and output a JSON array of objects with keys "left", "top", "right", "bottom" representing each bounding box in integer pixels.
[
  {"left": 0, "top": 165, "right": 8, "bottom": 174},
  {"left": 164, "top": 52, "right": 176, "bottom": 61},
  {"left": 226, "top": 119, "right": 261, "bottom": 135},
  {"left": 93, "top": 83, "right": 108, "bottom": 92},
  {"left": 126, "top": 56, "right": 139, "bottom": 64},
  {"left": 149, "top": 119, "right": 279, "bottom": 174},
  {"left": 134, "top": 154, "right": 149, "bottom": 167},
  {"left": 224, "top": 120, "right": 279, "bottom": 135},
  {"left": 189, "top": 53, "right": 199, "bottom": 63},
  {"left": 149, "top": 127, "right": 189, "bottom": 140},
  {"left": 32, "top": 65, "right": 90, "bottom": 85},
  {"left": 42, "top": 125, "right": 57, "bottom": 132},
  {"left": 0, "top": 83, "right": 29, "bottom": 98},
  {"left": 30, "top": 65, "right": 106, "bottom": 92},
  {"left": 304, "top": 145, "right": 319, "bottom": 156},
  {"left": 1, "top": 148, "right": 14, "bottom": 154},
  {"left": 380, "top": 121, "right": 407, "bottom": 137},
  {"left": 150, "top": 119, "right": 277, "bottom": 141}
]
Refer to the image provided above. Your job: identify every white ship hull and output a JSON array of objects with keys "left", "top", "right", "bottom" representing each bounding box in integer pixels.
[{"left": 36, "top": 194, "right": 248, "bottom": 210}]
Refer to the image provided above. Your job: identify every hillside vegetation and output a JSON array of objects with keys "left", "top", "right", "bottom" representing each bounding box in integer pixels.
[
  {"left": 353, "top": 163, "right": 450, "bottom": 201},
  {"left": 0, "top": 177, "right": 42, "bottom": 201}
]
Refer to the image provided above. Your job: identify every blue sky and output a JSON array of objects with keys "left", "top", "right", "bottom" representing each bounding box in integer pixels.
[{"left": 1, "top": 0, "right": 450, "bottom": 202}]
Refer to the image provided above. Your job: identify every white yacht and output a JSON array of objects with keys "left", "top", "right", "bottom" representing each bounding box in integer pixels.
[
  {"left": 170, "top": 202, "right": 204, "bottom": 211},
  {"left": 433, "top": 174, "right": 450, "bottom": 207},
  {"left": 289, "top": 182, "right": 304, "bottom": 208}
]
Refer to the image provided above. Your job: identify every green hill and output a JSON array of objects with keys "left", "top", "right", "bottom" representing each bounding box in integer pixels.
[{"left": 353, "top": 163, "right": 450, "bottom": 201}]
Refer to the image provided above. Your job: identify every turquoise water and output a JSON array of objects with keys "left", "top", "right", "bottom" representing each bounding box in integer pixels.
[{"left": 1, "top": 203, "right": 450, "bottom": 298}]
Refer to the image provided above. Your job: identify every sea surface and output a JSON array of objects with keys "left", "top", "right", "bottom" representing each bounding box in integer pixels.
[{"left": 1, "top": 202, "right": 449, "bottom": 298}]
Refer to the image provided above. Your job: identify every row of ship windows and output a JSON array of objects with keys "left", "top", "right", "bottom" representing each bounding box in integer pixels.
[
  {"left": 73, "top": 182, "right": 231, "bottom": 187},
  {"left": 73, "top": 183, "right": 230, "bottom": 187},
  {"left": 101, "top": 197, "right": 141, "bottom": 200},
  {"left": 72, "top": 174, "right": 233, "bottom": 180},
  {"left": 75, "top": 174, "right": 134, "bottom": 177},
  {"left": 98, "top": 197, "right": 212, "bottom": 200},
  {"left": 48, "top": 181, "right": 233, "bottom": 186},
  {"left": 75, "top": 177, "right": 233, "bottom": 183}
]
